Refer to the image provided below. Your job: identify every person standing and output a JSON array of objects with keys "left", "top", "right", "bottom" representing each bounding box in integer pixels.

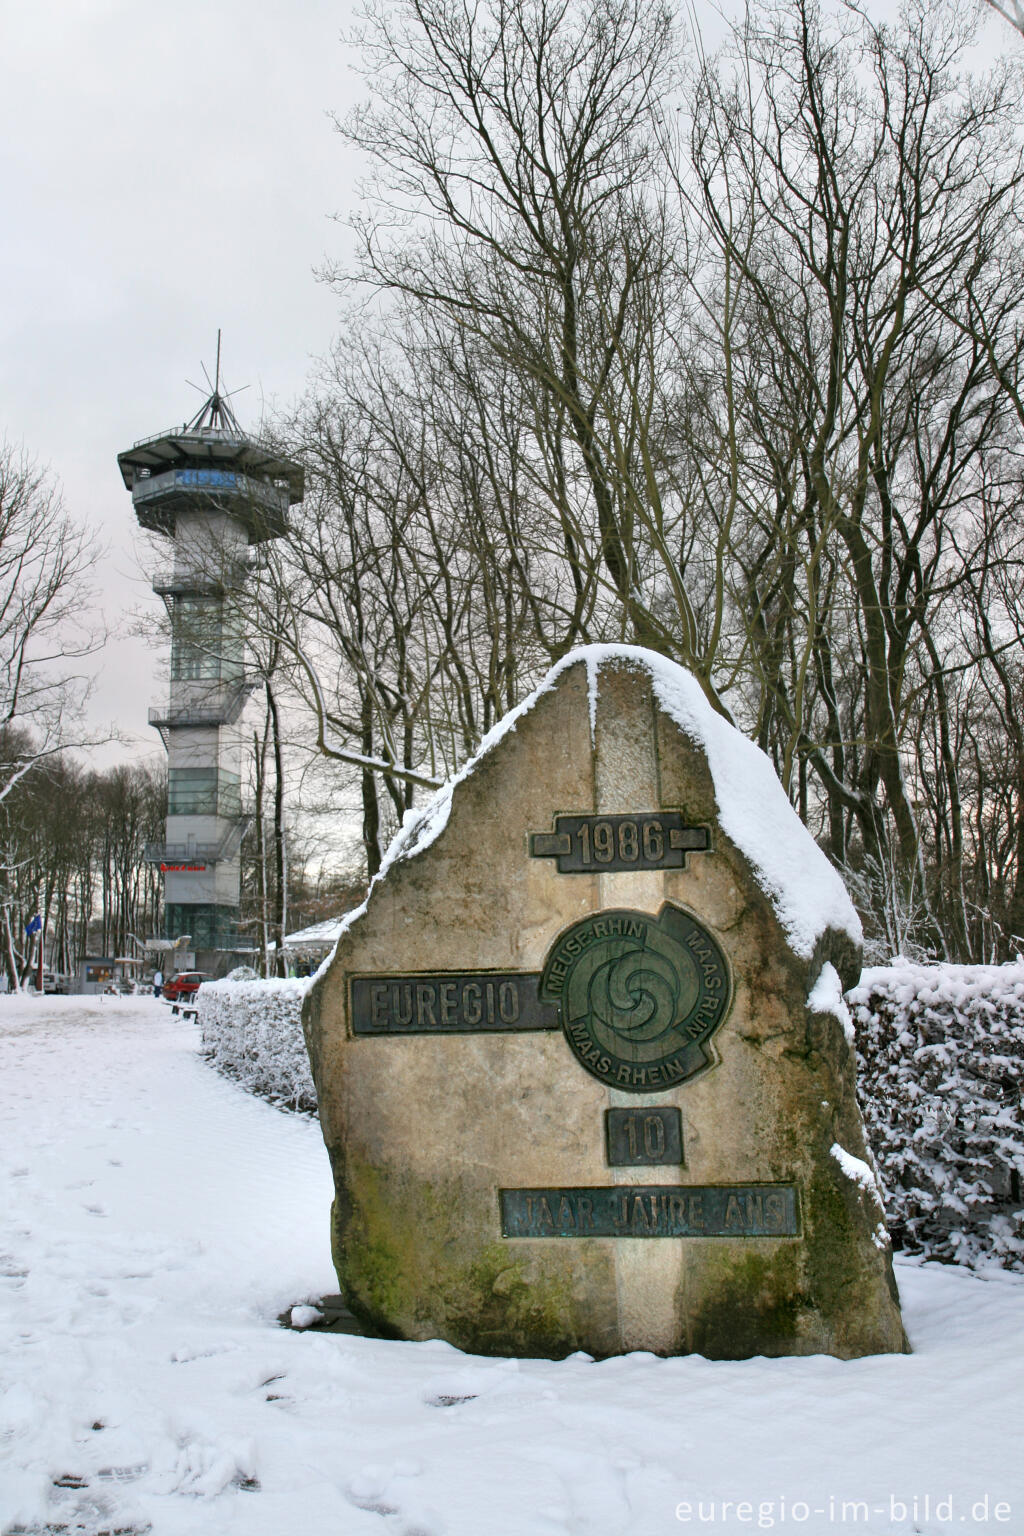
[{"left": 153, "top": 969, "right": 163, "bottom": 998}]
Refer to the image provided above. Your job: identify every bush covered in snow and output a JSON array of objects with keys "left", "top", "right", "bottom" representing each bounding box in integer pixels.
[
  {"left": 196, "top": 954, "right": 1024, "bottom": 1271},
  {"left": 198, "top": 976, "right": 317, "bottom": 1113},
  {"left": 850, "top": 961, "right": 1024, "bottom": 1271}
]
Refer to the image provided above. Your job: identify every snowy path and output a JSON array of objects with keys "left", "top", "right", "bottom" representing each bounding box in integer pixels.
[{"left": 1, "top": 998, "right": 1022, "bottom": 1536}]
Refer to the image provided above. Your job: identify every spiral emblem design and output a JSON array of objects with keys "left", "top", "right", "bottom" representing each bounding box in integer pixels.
[{"left": 539, "top": 903, "right": 730, "bottom": 1091}]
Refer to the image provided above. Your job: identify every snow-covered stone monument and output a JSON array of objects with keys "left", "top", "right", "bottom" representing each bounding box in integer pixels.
[{"left": 304, "top": 648, "right": 908, "bottom": 1359}]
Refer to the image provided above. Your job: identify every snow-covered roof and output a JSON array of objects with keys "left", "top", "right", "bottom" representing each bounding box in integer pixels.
[
  {"left": 283, "top": 918, "right": 347, "bottom": 950},
  {"left": 328, "top": 647, "right": 861, "bottom": 964}
]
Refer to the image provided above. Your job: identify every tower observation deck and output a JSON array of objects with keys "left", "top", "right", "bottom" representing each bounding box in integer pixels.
[{"left": 118, "top": 352, "right": 303, "bottom": 963}]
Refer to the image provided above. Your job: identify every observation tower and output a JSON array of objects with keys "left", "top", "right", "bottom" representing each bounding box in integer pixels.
[{"left": 117, "top": 341, "right": 303, "bottom": 967}]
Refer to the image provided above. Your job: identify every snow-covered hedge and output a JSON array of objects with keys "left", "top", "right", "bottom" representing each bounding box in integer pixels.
[
  {"left": 196, "top": 955, "right": 1024, "bottom": 1271},
  {"left": 850, "top": 961, "right": 1024, "bottom": 1271},
  {"left": 198, "top": 976, "right": 317, "bottom": 1113}
]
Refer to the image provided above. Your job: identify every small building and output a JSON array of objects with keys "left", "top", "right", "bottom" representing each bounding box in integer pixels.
[
  {"left": 73, "top": 957, "right": 144, "bottom": 994},
  {"left": 280, "top": 918, "right": 346, "bottom": 975},
  {"left": 75, "top": 958, "right": 116, "bottom": 995}
]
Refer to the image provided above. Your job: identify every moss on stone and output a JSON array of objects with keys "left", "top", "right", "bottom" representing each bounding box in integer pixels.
[
  {"left": 687, "top": 1245, "right": 803, "bottom": 1359},
  {"left": 801, "top": 1156, "right": 910, "bottom": 1356},
  {"left": 333, "top": 1153, "right": 604, "bottom": 1357}
]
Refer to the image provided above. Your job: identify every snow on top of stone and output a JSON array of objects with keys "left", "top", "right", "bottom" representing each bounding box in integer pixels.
[
  {"left": 808, "top": 962, "right": 855, "bottom": 1043},
  {"left": 830, "top": 1142, "right": 885, "bottom": 1205},
  {"left": 637, "top": 648, "right": 862, "bottom": 957},
  {"left": 830, "top": 1142, "right": 877, "bottom": 1190},
  {"left": 332, "top": 645, "right": 861, "bottom": 961},
  {"left": 829, "top": 1144, "right": 890, "bottom": 1250}
]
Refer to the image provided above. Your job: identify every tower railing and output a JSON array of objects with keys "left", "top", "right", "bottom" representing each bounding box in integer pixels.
[
  {"left": 151, "top": 562, "right": 253, "bottom": 597},
  {"left": 132, "top": 467, "right": 289, "bottom": 514},
  {"left": 149, "top": 679, "right": 256, "bottom": 730},
  {"left": 144, "top": 818, "right": 250, "bottom": 867},
  {"left": 131, "top": 423, "right": 244, "bottom": 451}
]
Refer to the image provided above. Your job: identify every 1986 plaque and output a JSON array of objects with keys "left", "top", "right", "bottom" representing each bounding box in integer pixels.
[{"left": 530, "top": 813, "right": 711, "bottom": 873}]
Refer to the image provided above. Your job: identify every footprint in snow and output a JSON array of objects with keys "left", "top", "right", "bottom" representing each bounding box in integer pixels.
[
  {"left": 97, "top": 1464, "right": 149, "bottom": 1483},
  {"left": 164, "top": 1435, "right": 260, "bottom": 1498},
  {"left": 44, "top": 1478, "right": 151, "bottom": 1536},
  {"left": 345, "top": 1464, "right": 441, "bottom": 1535}
]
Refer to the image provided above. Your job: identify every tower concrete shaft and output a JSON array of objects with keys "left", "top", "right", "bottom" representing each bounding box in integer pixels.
[{"left": 117, "top": 373, "right": 303, "bottom": 961}]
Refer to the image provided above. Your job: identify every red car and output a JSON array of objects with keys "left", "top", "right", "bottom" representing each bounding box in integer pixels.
[{"left": 162, "top": 971, "right": 209, "bottom": 1004}]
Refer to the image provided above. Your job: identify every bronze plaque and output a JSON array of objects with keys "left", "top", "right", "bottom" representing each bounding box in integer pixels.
[
  {"left": 539, "top": 903, "right": 731, "bottom": 1091},
  {"left": 530, "top": 813, "right": 710, "bottom": 873},
  {"left": 500, "top": 1185, "right": 798, "bottom": 1238},
  {"left": 351, "top": 972, "right": 559, "bottom": 1035},
  {"left": 606, "top": 1106, "right": 683, "bottom": 1166}
]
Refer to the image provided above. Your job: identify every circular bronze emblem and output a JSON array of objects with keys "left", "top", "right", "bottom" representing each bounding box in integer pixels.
[{"left": 539, "top": 903, "right": 730, "bottom": 1092}]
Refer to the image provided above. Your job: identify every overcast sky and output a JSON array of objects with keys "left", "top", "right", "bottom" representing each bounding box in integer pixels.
[
  {"left": 0, "top": 0, "right": 360, "bottom": 768},
  {"left": 0, "top": 0, "right": 1012, "bottom": 779}
]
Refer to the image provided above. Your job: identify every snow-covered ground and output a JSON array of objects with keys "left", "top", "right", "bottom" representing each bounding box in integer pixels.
[{"left": 1, "top": 998, "right": 1022, "bottom": 1536}]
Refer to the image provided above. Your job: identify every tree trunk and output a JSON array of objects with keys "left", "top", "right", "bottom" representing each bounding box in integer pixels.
[{"left": 267, "top": 684, "right": 288, "bottom": 978}]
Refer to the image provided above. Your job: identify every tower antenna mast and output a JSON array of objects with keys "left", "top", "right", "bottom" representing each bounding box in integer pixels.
[{"left": 183, "top": 330, "right": 243, "bottom": 434}]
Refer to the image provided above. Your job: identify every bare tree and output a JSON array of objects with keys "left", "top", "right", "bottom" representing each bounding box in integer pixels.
[
  {"left": 0, "top": 748, "right": 164, "bottom": 990},
  {"left": 0, "top": 441, "right": 107, "bottom": 981},
  {"left": 220, "top": 0, "right": 1024, "bottom": 959},
  {"left": 249, "top": 334, "right": 550, "bottom": 875},
  {"left": 983, "top": 0, "right": 1024, "bottom": 41},
  {"left": 0, "top": 441, "right": 101, "bottom": 799},
  {"left": 686, "top": 0, "right": 1024, "bottom": 950},
  {"left": 334, "top": 0, "right": 739, "bottom": 713}
]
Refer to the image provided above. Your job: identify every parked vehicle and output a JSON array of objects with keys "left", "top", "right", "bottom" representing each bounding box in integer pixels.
[
  {"left": 162, "top": 972, "right": 209, "bottom": 1005},
  {"left": 29, "top": 971, "right": 69, "bottom": 995}
]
